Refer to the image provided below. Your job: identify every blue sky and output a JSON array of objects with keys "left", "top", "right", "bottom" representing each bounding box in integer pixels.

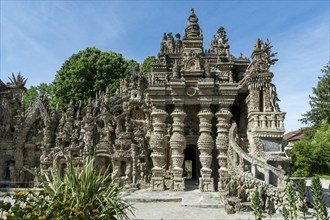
[{"left": 1, "top": 1, "right": 329, "bottom": 132}]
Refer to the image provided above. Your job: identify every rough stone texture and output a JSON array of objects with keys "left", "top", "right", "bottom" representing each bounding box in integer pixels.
[{"left": 0, "top": 9, "right": 290, "bottom": 214}]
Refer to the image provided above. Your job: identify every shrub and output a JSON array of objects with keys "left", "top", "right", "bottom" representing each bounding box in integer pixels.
[{"left": 0, "top": 157, "right": 134, "bottom": 219}]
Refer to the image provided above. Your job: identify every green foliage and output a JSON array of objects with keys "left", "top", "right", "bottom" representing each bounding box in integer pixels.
[
  {"left": 282, "top": 207, "right": 289, "bottom": 220},
  {"left": 301, "top": 61, "right": 330, "bottom": 132},
  {"left": 297, "top": 180, "right": 307, "bottom": 220},
  {"left": 22, "top": 83, "right": 52, "bottom": 112},
  {"left": 285, "top": 183, "right": 297, "bottom": 220},
  {"left": 51, "top": 47, "right": 136, "bottom": 111},
  {"left": 311, "top": 176, "right": 327, "bottom": 220},
  {"left": 310, "top": 122, "right": 330, "bottom": 174},
  {"left": 289, "top": 140, "right": 312, "bottom": 177},
  {"left": 0, "top": 158, "right": 133, "bottom": 219},
  {"left": 320, "top": 204, "right": 329, "bottom": 220},
  {"left": 289, "top": 122, "right": 330, "bottom": 176},
  {"left": 140, "top": 56, "right": 157, "bottom": 75},
  {"left": 251, "top": 188, "right": 263, "bottom": 220}
]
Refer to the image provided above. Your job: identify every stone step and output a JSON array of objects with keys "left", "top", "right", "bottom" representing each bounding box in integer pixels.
[
  {"left": 123, "top": 188, "right": 224, "bottom": 208},
  {"left": 181, "top": 190, "right": 224, "bottom": 208}
]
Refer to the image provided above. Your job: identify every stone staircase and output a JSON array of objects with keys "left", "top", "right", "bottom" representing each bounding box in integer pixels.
[{"left": 221, "top": 122, "right": 287, "bottom": 213}]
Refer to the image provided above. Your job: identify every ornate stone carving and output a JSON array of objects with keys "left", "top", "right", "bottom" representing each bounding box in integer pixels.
[
  {"left": 0, "top": 10, "right": 289, "bottom": 215},
  {"left": 216, "top": 106, "right": 232, "bottom": 191},
  {"left": 197, "top": 104, "right": 214, "bottom": 192},
  {"left": 170, "top": 106, "right": 186, "bottom": 190},
  {"left": 149, "top": 106, "right": 168, "bottom": 191}
]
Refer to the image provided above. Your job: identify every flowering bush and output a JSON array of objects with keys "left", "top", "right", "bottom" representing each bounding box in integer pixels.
[{"left": 0, "top": 158, "right": 133, "bottom": 219}]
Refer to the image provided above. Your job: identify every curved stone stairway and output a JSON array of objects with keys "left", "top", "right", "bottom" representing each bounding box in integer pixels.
[{"left": 221, "top": 122, "right": 287, "bottom": 213}]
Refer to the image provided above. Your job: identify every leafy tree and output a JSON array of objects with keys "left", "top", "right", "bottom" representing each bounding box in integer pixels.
[
  {"left": 292, "top": 62, "right": 330, "bottom": 177},
  {"left": 301, "top": 62, "right": 330, "bottom": 135},
  {"left": 22, "top": 83, "right": 52, "bottom": 112},
  {"left": 51, "top": 47, "right": 136, "bottom": 111},
  {"left": 289, "top": 123, "right": 330, "bottom": 177},
  {"left": 289, "top": 140, "right": 312, "bottom": 177},
  {"left": 140, "top": 56, "right": 158, "bottom": 75},
  {"left": 310, "top": 122, "right": 330, "bottom": 174}
]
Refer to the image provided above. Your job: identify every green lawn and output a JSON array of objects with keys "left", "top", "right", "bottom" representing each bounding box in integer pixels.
[{"left": 315, "top": 174, "right": 330, "bottom": 180}]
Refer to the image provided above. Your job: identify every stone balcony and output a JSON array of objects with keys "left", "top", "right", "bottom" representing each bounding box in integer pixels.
[{"left": 247, "top": 112, "right": 285, "bottom": 135}]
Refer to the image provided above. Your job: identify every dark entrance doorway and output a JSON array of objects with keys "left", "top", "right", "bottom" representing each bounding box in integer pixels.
[{"left": 184, "top": 145, "right": 199, "bottom": 190}]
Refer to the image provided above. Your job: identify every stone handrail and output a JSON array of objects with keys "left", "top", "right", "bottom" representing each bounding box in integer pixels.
[{"left": 228, "top": 122, "right": 286, "bottom": 188}]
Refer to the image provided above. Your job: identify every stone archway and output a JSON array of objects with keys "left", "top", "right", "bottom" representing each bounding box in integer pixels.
[{"left": 13, "top": 98, "right": 50, "bottom": 184}]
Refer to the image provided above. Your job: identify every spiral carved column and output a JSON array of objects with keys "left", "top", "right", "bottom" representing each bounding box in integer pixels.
[
  {"left": 170, "top": 105, "right": 186, "bottom": 191},
  {"left": 215, "top": 107, "right": 232, "bottom": 191},
  {"left": 149, "top": 106, "right": 168, "bottom": 191},
  {"left": 197, "top": 104, "right": 214, "bottom": 192}
]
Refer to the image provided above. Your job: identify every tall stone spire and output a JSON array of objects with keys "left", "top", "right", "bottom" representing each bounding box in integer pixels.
[
  {"left": 182, "top": 9, "right": 203, "bottom": 54},
  {"left": 184, "top": 8, "right": 202, "bottom": 39}
]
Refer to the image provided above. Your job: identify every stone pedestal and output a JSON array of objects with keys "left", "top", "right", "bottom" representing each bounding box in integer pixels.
[
  {"left": 170, "top": 106, "right": 186, "bottom": 191},
  {"left": 197, "top": 105, "right": 214, "bottom": 192},
  {"left": 150, "top": 107, "right": 168, "bottom": 191}
]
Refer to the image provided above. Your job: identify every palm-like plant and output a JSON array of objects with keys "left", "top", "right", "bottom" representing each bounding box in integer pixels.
[
  {"left": 7, "top": 72, "right": 27, "bottom": 87},
  {"left": 42, "top": 159, "right": 132, "bottom": 219},
  {"left": 0, "top": 157, "right": 134, "bottom": 219}
]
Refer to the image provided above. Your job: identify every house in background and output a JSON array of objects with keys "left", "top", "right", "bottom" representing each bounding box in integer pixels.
[{"left": 283, "top": 130, "right": 306, "bottom": 155}]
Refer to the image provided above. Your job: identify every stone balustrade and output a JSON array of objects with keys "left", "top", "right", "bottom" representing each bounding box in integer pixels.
[
  {"left": 228, "top": 122, "right": 287, "bottom": 188},
  {"left": 248, "top": 112, "right": 285, "bottom": 132}
]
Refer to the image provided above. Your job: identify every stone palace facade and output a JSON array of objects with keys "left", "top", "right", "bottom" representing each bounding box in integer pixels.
[{"left": 0, "top": 9, "right": 289, "bottom": 213}]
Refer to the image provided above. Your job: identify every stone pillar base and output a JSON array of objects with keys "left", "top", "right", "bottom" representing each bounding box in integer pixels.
[
  {"left": 218, "top": 168, "right": 230, "bottom": 191},
  {"left": 171, "top": 178, "right": 185, "bottom": 191},
  {"left": 199, "top": 177, "right": 214, "bottom": 192},
  {"left": 171, "top": 168, "right": 185, "bottom": 191},
  {"left": 151, "top": 168, "right": 165, "bottom": 191},
  {"left": 151, "top": 177, "right": 165, "bottom": 191}
]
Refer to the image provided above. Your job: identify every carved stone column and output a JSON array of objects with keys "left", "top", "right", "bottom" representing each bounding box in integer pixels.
[
  {"left": 215, "top": 106, "right": 232, "bottom": 191},
  {"left": 149, "top": 106, "right": 168, "bottom": 191},
  {"left": 170, "top": 105, "right": 186, "bottom": 191},
  {"left": 83, "top": 102, "right": 94, "bottom": 159},
  {"left": 197, "top": 104, "right": 214, "bottom": 192}
]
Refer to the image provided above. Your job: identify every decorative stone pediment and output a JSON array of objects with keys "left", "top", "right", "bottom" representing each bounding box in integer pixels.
[{"left": 184, "top": 57, "right": 201, "bottom": 72}]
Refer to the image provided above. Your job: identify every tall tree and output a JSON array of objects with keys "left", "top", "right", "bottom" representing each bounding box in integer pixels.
[
  {"left": 22, "top": 83, "right": 52, "bottom": 112},
  {"left": 140, "top": 56, "right": 158, "bottom": 75},
  {"left": 310, "top": 122, "right": 330, "bottom": 174},
  {"left": 301, "top": 62, "right": 330, "bottom": 127},
  {"left": 51, "top": 47, "right": 136, "bottom": 111}
]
